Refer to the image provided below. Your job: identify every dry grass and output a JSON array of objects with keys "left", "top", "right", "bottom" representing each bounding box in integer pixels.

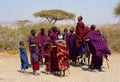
[
  {"left": 98, "top": 24, "right": 120, "bottom": 52},
  {"left": 0, "top": 23, "right": 120, "bottom": 55}
]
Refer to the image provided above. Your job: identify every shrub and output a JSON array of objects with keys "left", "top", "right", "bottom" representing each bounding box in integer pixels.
[{"left": 0, "top": 22, "right": 120, "bottom": 55}]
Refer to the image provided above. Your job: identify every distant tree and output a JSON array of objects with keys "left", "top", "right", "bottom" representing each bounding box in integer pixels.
[
  {"left": 114, "top": 1, "right": 120, "bottom": 16},
  {"left": 33, "top": 9, "right": 75, "bottom": 25},
  {"left": 16, "top": 20, "right": 32, "bottom": 27}
]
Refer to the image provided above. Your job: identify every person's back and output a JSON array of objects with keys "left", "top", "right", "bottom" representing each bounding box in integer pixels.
[
  {"left": 87, "top": 28, "right": 111, "bottom": 71},
  {"left": 55, "top": 35, "right": 69, "bottom": 77}
]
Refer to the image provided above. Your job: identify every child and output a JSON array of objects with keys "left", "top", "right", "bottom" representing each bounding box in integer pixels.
[
  {"left": 19, "top": 41, "right": 30, "bottom": 73},
  {"left": 44, "top": 38, "right": 52, "bottom": 74}
]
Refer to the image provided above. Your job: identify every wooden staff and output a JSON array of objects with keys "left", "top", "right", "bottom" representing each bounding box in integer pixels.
[{"left": 106, "top": 58, "right": 110, "bottom": 69}]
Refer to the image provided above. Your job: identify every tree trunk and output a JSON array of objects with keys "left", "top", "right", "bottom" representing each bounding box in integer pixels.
[{"left": 53, "top": 19, "right": 57, "bottom": 25}]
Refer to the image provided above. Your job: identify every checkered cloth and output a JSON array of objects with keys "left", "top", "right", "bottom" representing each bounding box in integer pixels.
[
  {"left": 55, "top": 40, "right": 69, "bottom": 70},
  {"left": 88, "top": 30, "right": 111, "bottom": 56}
]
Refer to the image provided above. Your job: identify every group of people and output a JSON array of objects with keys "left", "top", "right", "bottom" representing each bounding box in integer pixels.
[{"left": 19, "top": 16, "right": 111, "bottom": 77}]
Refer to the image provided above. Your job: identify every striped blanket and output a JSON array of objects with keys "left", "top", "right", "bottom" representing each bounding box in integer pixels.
[{"left": 55, "top": 40, "right": 69, "bottom": 70}]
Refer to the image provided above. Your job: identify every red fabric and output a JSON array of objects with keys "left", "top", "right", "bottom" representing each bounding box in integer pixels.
[
  {"left": 51, "top": 46, "right": 59, "bottom": 71},
  {"left": 56, "top": 40, "right": 69, "bottom": 70},
  {"left": 35, "top": 37, "right": 39, "bottom": 46},
  {"left": 32, "top": 62, "right": 39, "bottom": 70},
  {"left": 82, "top": 27, "right": 91, "bottom": 40},
  {"left": 76, "top": 21, "right": 85, "bottom": 39},
  {"left": 76, "top": 21, "right": 85, "bottom": 47},
  {"left": 75, "top": 23, "right": 91, "bottom": 48},
  {"left": 44, "top": 43, "right": 52, "bottom": 53},
  {"left": 44, "top": 43, "right": 52, "bottom": 72},
  {"left": 45, "top": 54, "right": 51, "bottom": 72},
  {"left": 66, "top": 33, "right": 71, "bottom": 48}
]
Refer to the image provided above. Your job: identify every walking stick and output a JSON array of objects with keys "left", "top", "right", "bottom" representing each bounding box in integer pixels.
[
  {"left": 105, "top": 55, "right": 109, "bottom": 69},
  {"left": 106, "top": 59, "right": 110, "bottom": 69}
]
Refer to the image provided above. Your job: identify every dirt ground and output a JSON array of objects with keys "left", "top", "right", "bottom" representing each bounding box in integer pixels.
[{"left": 0, "top": 54, "right": 120, "bottom": 82}]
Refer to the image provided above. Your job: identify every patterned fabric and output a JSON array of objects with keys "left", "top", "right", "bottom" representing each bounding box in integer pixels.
[
  {"left": 56, "top": 40, "right": 69, "bottom": 70},
  {"left": 88, "top": 30, "right": 111, "bottom": 56},
  {"left": 37, "top": 33, "right": 47, "bottom": 58},
  {"left": 19, "top": 46, "right": 30, "bottom": 70}
]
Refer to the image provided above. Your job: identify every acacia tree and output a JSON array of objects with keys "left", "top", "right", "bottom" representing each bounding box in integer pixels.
[
  {"left": 33, "top": 9, "right": 75, "bottom": 25},
  {"left": 114, "top": 1, "right": 120, "bottom": 16},
  {"left": 16, "top": 20, "right": 32, "bottom": 27}
]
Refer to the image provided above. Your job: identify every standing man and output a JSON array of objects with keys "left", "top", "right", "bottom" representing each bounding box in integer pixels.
[
  {"left": 67, "top": 27, "right": 77, "bottom": 64},
  {"left": 63, "top": 28, "right": 68, "bottom": 41},
  {"left": 75, "top": 16, "right": 86, "bottom": 64},
  {"left": 87, "top": 25, "right": 111, "bottom": 71},
  {"left": 37, "top": 28, "right": 47, "bottom": 64},
  {"left": 49, "top": 26, "right": 59, "bottom": 73},
  {"left": 29, "top": 29, "right": 40, "bottom": 75}
]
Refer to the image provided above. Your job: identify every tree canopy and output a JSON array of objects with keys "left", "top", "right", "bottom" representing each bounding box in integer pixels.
[
  {"left": 16, "top": 20, "right": 32, "bottom": 27},
  {"left": 114, "top": 2, "right": 120, "bottom": 16},
  {"left": 33, "top": 9, "right": 75, "bottom": 24}
]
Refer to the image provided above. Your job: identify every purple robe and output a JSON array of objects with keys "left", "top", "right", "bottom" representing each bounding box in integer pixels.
[
  {"left": 37, "top": 33, "right": 47, "bottom": 58},
  {"left": 29, "top": 35, "right": 40, "bottom": 62},
  {"left": 92, "top": 55, "right": 103, "bottom": 69},
  {"left": 88, "top": 30, "right": 111, "bottom": 56},
  {"left": 49, "top": 32, "right": 58, "bottom": 46},
  {"left": 67, "top": 33, "right": 77, "bottom": 62}
]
